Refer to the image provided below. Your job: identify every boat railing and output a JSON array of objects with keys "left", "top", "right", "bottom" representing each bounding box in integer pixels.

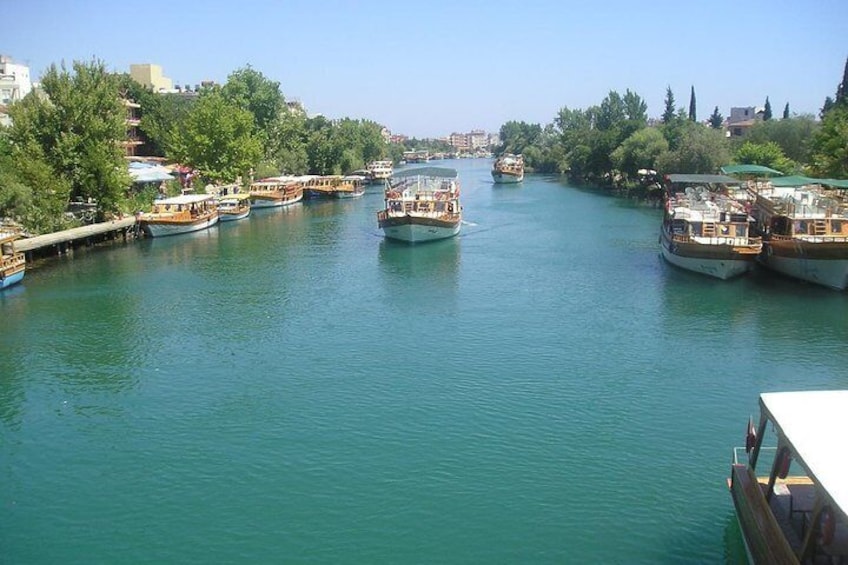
[
  {"left": 1, "top": 252, "right": 25, "bottom": 270},
  {"left": 769, "top": 233, "right": 848, "bottom": 243}
]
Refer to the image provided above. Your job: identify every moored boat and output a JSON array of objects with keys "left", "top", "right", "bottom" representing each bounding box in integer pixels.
[
  {"left": 377, "top": 167, "right": 461, "bottom": 243},
  {"left": 249, "top": 178, "right": 304, "bottom": 208},
  {"left": 660, "top": 174, "right": 761, "bottom": 280},
  {"left": 303, "top": 175, "right": 362, "bottom": 199},
  {"left": 1, "top": 230, "right": 26, "bottom": 290},
  {"left": 337, "top": 176, "right": 366, "bottom": 198},
  {"left": 748, "top": 178, "right": 848, "bottom": 290},
  {"left": 491, "top": 153, "right": 524, "bottom": 183},
  {"left": 217, "top": 192, "right": 251, "bottom": 221},
  {"left": 367, "top": 160, "right": 394, "bottom": 182},
  {"left": 139, "top": 194, "right": 219, "bottom": 238},
  {"left": 729, "top": 390, "right": 848, "bottom": 564}
]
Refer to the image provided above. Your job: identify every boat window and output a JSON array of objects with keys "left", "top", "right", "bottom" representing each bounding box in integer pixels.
[
  {"left": 794, "top": 220, "right": 807, "bottom": 234},
  {"left": 735, "top": 225, "right": 747, "bottom": 237},
  {"left": 832, "top": 220, "right": 843, "bottom": 234},
  {"left": 687, "top": 222, "right": 699, "bottom": 236}
]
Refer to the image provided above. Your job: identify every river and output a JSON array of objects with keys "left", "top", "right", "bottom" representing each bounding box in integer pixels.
[{"left": 2, "top": 158, "right": 847, "bottom": 563}]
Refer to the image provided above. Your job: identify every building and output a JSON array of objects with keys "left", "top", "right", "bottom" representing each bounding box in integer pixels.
[
  {"left": 448, "top": 132, "right": 470, "bottom": 151},
  {"left": 727, "top": 106, "right": 764, "bottom": 138},
  {"left": 130, "top": 64, "right": 173, "bottom": 92},
  {"left": 0, "top": 55, "right": 33, "bottom": 126},
  {"left": 122, "top": 99, "right": 144, "bottom": 157},
  {"left": 468, "top": 130, "right": 488, "bottom": 150}
]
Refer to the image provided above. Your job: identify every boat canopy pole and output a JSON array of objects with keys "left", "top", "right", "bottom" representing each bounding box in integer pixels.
[
  {"left": 748, "top": 412, "right": 768, "bottom": 471},
  {"left": 764, "top": 436, "right": 784, "bottom": 503},
  {"left": 798, "top": 495, "right": 825, "bottom": 562}
]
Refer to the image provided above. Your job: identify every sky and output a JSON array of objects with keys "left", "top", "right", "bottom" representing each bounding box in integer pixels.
[{"left": 3, "top": 0, "right": 847, "bottom": 138}]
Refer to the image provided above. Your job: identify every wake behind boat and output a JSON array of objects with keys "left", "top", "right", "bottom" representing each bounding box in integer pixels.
[
  {"left": 660, "top": 174, "right": 761, "bottom": 280},
  {"left": 139, "top": 194, "right": 219, "bottom": 238},
  {"left": 377, "top": 167, "right": 462, "bottom": 243},
  {"left": 491, "top": 153, "right": 524, "bottom": 183}
]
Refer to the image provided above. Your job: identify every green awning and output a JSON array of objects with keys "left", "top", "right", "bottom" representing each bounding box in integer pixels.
[
  {"left": 666, "top": 174, "right": 738, "bottom": 185},
  {"left": 770, "top": 175, "right": 848, "bottom": 189},
  {"left": 393, "top": 167, "right": 457, "bottom": 179},
  {"left": 720, "top": 164, "right": 783, "bottom": 176}
]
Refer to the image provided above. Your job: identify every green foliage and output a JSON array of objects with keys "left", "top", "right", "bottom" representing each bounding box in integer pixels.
[
  {"left": 808, "top": 105, "right": 848, "bottom": 178},
  {"left": 168, "top": 89, "right": 263, "bottom": 183},
  {"left": 735, "top": 141, "right": 795, "bottom": 174},
  {"left": 611, "top": 128, "right": 669, "bottom": 177},
  {"left": 708, "top": 106, "right": 723, "bottom": 129},
  {"left": 655, "top": 126, "right": 730, "bottom": 174},
  {"left": 688, "top": 86, "right": 696, "bottom": 122},
  {"left": 763, "top": 96, "right": 772, "bottom": 121},
  {"left": 743, "top": 116, "right": 818, "bottom": 163},
  {"left": 267, "top": 110, "right": 309, "bottom": 174},
  {"left": 662, "top": 86, "right": 676, "bottom": 124},
  {"left": 6, "top": 59, "right": 130, "bottom": 224},
  {"left": 221, "top": 66, "right": 284, "bottom": 138},
  {"left": 782, "top": 103, "right": 790, "bottom": 120},
  {"left": 837, "top": 56, "right": 848, "bottom": 107}
]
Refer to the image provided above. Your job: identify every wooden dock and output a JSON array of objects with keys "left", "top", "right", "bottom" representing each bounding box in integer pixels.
[{"left": 15, "top": 217, "right": 138, "bottom": 254}]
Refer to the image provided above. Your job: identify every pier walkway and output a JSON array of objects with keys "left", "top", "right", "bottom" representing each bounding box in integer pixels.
[{"left": 15, "top": 217, "right": 137, "bottom": 254}]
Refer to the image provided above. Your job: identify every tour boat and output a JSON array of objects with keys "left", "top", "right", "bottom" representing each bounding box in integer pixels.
[
  {"left": 303, "top": 175, "right": 362, "bottom": 199},
  {"left": 748, "top": 180, "right": 848, "bottom": 290},
  {"left": 660, "top": 175, "right": 761, "bottom": 280},
  {"left": 249, "top": 178, "right": 304, "bottom": 208},
  {"left": 377, "top": 167, "right": 462, "bottom": 243},
  {"left": 0, "top": 230, "right": 26, "bottom": 290},
  {"left": 491, "top": 153, "right": 524, "bottom": 183},
  {"left": 729, "top": 390, "right": 848, "bottom": 564},
  {"left": 367, "top": 160, "right": 394, "bottom": 182},
  {"left": 139, "top": 194, "right": 219, "bottom": 238},
  {"left": 217, "top": 192, "right": 251, "bottom": 221}
]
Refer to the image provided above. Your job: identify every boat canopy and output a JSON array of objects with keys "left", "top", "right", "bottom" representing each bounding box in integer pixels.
[
  {"left": 721, "top": 164, "right": 783, "bottom": 176},
  {"left": 218, "top": 192, "right": 251, "bottom": 201},
  {"left": 769, "top": 175, "right": 848, "bottom": 189},
  {"left": 154, "top": 194, "right": 214, "bottom": 205},
  {"left": 393, "top": 167, "right": 457, "bottom": 179},
  {"left": 666, "top": 174, "right": 738, "bottom": 185},
  {"left": 760, "top": 390, "right": 848, "bottom": 520}
]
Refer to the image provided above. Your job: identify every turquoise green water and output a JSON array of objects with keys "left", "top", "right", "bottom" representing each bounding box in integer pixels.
[{"left": 2, "top": 159, "right": 847, "bottom": 563}]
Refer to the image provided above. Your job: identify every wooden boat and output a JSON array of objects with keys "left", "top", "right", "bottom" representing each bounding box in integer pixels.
[
  {"left": 367, "top": 160, "right": 394, "bottom": 182},
  {"left": 249, "top": 178, "right": 304, "bottom": 208},
  {"left": 748, "top": 179, "right": 848, "bottom": 290},
  {"left": 303, "top": 175, "right": 362, "bottom": 199},
  {"left": 491, "top": 153, "right": 524, "bottom": 183},
  {"left": 660, "top": 174, "right": 761, "bottom": 280},
  {"left": 217, "top": 192, "right": 251, "bottom": 221},
  {"left": 139, "top": 194, "right": 219, "bottom": 238},
  {"left": 729, "top": 390, "right": 848, "bottom": 564},
  {"left": 0, "top": 230, "right": 26, "bottom": 290},
  {"left": 377, "top": 167, "right": 461, "bottom": 243}
]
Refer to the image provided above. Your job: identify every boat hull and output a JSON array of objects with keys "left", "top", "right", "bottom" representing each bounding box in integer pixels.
[
  {"left": 379, "top": 215, "right": 461, "bottom": 243},
  {"left": 141, "top": 214, "right": 219, "bottom": 238},
  {"left": 219, "top": 208, "right": 250, "bottom": 222},
  {"left": 1, "top": 267, "right": 25, "bottom": 289},
  {"left": 760, "top": 239, "right": 848, "bottom": 290},
  {"left": 491, "top": 170, "right": 524, "bottom": 183},
  {"left": 660, "top": 228, "right": 757, "bottom": 280},
  {"left": 250, "top": 194, "right": 303, "bottom": 208}
]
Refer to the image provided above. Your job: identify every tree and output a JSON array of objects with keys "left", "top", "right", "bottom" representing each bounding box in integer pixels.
[
  {"left": 221, "top": 66, "right": 284, "bottom": 136},
  {"left": 611, "top": 127, "right": 669, "bottom": 177},
  {"left": 655, "top": 126, "right": 730, "bottom": 174},
  {"left": 836, "top": 56, "right": 848, "bottom": 106},
  {"left": 168, "top": 89, "right": 262, "bottom": 183},
  {"left": 822, "top": 96, "right": 835, "bottom": 118},
  {"left": 745, "top": 115, "right": 818, "bottom": 163},
  {"left": 735, "top": 141, "right": 795, "bottom": 174},
  {"left": 708, "top": 106, "right": 723, "bottom": 129},
  {"left": 662, "top": 86, "right": 676, "bottom": 124},
  {"left": 809, "top": 105, "right": 848, "bottom": 178},
  {"left": 782, "top": 102, "right": 790, "bottom": 120},
  {"left": 763, "top": 96, "right": 773, "bottom": 121},
  {"left": 6, "top": 59, "right": 130, "bottom": 221},
  {"left": 688, "top": 86, "right": 697, "bottom": 122}
]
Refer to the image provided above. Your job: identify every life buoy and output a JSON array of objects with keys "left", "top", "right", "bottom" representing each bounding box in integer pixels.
[
  {"left": 744, "top": 417, "right": 757, "bottom": 454},
  {"left": 819, "top": 506, "right": 836, "bottom": 546},
  {"left": 777, "top": 446, "right": 792, "bottom": 479}
]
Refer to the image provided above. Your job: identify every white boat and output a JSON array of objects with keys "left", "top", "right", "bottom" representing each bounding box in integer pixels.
[
  {"left": 139, "top": 194, "right": 219, "bottom": 238},
  {"left": 748, "top": 179, "right": 848, "bottom": 290},
  {"left": 368, "top": 160, "right": 394, "bottom": 182},
  {"left": 217, "top": 192, "right": 251, "bottom": 221},
  {"left": 249, "top": 178, "right": 304, "bottom": 208},
  {"left": 729, "top": 390, "right": 848, "bottom": 564},
  {"left": 660, "top": 176, "right": 761, "bottom": 280},
  {"left": 1, "top": 230, "right": 26, "bottom": 290},
  {"left": 491, "top": 154, "right": 524, "bottom": 183},
  {"left": 377, "top": 167, "right": 461, "bottom": 243}
]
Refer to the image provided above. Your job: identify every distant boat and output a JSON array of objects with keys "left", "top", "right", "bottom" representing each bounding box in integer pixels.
[
  {"left": 0, "top": 230, "right": 26, "bottom": 290},
  {"left": 377, "top": 167, "right": 461, "bottom": 243},
  {"left": 303, "top": 175, "right": 363, "bottom": 199},
  {"left": 728, "top": 390, "right": 848, "bottom": 564},
  {"left": 139, "top": 194, "right": 219, "bottom": 238},
  {"left": 217, "top": 192, "right": 252, "bottom": 222},
  {"left": 249, "top": 178, "right": 304, "bottom": 208},
  {"left": 660, "top": 175, "right": 761, "bottom": 280},
  {"left": 337, "top": 176, "right": 366, "bottom": 198},
  {"left": 491, "top": 153, "right": 524, "bottom": 183},
  {"left": 367, "top": 160, "right": 394, "bottom": 183}
]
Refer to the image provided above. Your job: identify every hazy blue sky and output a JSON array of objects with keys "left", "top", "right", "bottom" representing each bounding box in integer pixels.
[{"left": 4, "top": 0, "right": 847, "bottom": 137}]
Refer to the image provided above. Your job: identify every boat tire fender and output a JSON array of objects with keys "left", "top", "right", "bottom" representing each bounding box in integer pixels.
[{"left": 777, "top": 446, "right": 792, "bottom": 479}]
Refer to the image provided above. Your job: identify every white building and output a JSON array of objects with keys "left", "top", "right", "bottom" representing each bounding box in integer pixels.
[{"left": 0, "top": 55, "right": 33, "bottom": 125}]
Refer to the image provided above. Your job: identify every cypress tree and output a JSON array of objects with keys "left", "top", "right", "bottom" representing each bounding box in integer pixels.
[
  {"left": 708, "top": 106, "right": 723, "bottom": 129},
  {"left": 688, "top": 86, "right": 697, "bottom": 122},
  {"left": 662, "top": 86, "right": 676, "bottom": 124},
  {"left": 763, "top": 96, "right": 772, "bottom": 121},
  {"left": 836, "top": 55, "right": 848, "bottom": 106},
  {"left": 822, "top": 96, "right": 835, "bottom": 118},
  {"left": 783, "top": 102, "right": 790, "bottom": 119}
]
